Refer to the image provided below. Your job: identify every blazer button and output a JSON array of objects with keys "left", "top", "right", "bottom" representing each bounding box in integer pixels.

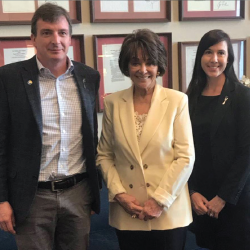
[
  {"left": 143, "top": 164, "right": 148, "bottom": 169},
  {"left": 146, "top": 183, "right": 150, "bottom": 187},
  {"left": 130, "top": 165, "right": 134, "bottom": 170},
  {"left": 129, "top": 184, "right": 133, "bottom": 189}
]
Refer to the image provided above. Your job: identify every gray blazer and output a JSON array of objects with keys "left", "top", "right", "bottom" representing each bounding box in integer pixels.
[{"left": 0, "top": 56, "right": 101, "bottom": 225}]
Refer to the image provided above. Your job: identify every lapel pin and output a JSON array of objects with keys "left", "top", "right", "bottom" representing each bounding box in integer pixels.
[
  {"left": 27, "top": 80, "right": 33, "bottom": 85},
  {"left": 222, "top": 96, "right": 228, "bottom": 105},
  {"left": 83, "top": 79, "right": 86, "bottom": 88}
]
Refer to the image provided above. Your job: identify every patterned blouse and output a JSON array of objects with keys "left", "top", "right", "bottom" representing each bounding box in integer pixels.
[{"left": 134, "top": 111, "right": 148, "bottom": 142}]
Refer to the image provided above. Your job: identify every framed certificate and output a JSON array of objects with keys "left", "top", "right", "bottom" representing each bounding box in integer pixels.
[
  {"left": 93, "top": 33, "right": 172, "bottom": 111},
  {"left": 178, "top": 39, "right": 246, "bottom": 92},
  {"left": 0, "top": 0, "right": 81, "bottom": 25},
  {"left": 179, "top": 0, "right": 244, "bottom": 21},
  {"left": 0, "top": 35, "right": 85, "bottom": 66},
  {"left": 90, "top": 0, "right": 171, "bottom": 23}
]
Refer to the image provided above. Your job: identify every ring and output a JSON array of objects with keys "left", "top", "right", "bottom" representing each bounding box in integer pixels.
[{"left": 131, "top": 214, "right": 137, "bottom": 219}]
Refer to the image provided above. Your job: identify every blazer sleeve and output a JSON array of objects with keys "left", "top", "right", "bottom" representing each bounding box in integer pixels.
[
  {"left": 0, "top": 73, "right": 9, "bottom": 202},
  {"left": 152, "top": 94, "right": 195, "bottom": 208},
  {"left": 187, "top": 98, "right": 198, "bottom": 193},
  {"left": 93, "top": 73, "right": 100, "bottom": 155},
  {"left": 187, "top": 165, "right": 198, "bottom": 194},
  {"left": 217, "top": 87, "right": 250, "bottom": 205},
  {"left": 97, "top": 98, "right": 127, "bottom": 202}
]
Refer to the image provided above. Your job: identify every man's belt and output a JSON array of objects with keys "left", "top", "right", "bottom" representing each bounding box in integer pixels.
[{"left": 38, "top": 173, "right": 88, "bottom": 191}]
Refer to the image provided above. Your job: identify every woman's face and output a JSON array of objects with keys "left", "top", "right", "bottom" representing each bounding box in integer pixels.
[
  {"left": 201, "top": 41, "right": 228, "bottom": 80},
  {"left": 128, "top": 49, "right": 158, "bottom": 90}
]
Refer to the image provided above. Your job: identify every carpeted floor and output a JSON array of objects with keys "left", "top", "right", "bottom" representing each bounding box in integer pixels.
[{"left": 0, "top": 228, "right": 202, "bottom": 250}]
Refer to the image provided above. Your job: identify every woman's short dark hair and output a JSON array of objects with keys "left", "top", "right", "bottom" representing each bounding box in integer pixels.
[
  {"left": 119, "top": 29, "right": 167, "bottom": 77},
  {"left": 187, "top": 29, "right": 238, "bottom": 98},
  {"left": 31, "top": 3, "right": 72, "bottom": 36}
]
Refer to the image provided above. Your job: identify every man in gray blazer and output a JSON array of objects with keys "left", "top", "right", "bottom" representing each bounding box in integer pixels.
[{"left": 0, "top": 3, "right": 100, "bottom": 250}]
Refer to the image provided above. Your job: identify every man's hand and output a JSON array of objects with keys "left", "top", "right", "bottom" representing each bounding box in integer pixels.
[
  {"left": 138, "top": 198, "right": 163, "bottom": 221},
  {"left": 114, "top": 193, "right": 143, "bottom": 219},
  {"left": 0, "top": 202, "right": 16, "bottom": 234},
  {"left": 190, "top": 192, "right": 208, "bottom": 215},
  {"left": 206, "top": 195, "right": 225, "bottom": 219}
]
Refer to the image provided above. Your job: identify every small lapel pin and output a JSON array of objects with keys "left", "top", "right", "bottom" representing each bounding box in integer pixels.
[
  {"left": 27, "top": 80, "right": 33, "bottom": 85},
  {"left": 83, "top": 79, "right": 86, "bottom": 88},
  {"left": 222, "top": 96, "right": 228, "bottom": 105}
]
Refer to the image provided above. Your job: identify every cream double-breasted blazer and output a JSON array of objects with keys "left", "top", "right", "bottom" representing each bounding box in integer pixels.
[{"left": 97, "top": 84, "right": 195, "bottom": 230}]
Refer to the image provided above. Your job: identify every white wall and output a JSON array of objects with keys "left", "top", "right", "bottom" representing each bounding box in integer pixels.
[{"left": 1, "top": 1, "right": 249, "bottom": 137}]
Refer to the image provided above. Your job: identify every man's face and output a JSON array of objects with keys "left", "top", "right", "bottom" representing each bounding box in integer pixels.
[{"left": 31, "top": 16, "right": 71, "bottom": 67}]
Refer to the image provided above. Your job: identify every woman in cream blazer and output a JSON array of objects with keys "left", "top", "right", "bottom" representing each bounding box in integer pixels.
[{"left": 97, "top": 29, "right": 195, "bottom": 250}]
